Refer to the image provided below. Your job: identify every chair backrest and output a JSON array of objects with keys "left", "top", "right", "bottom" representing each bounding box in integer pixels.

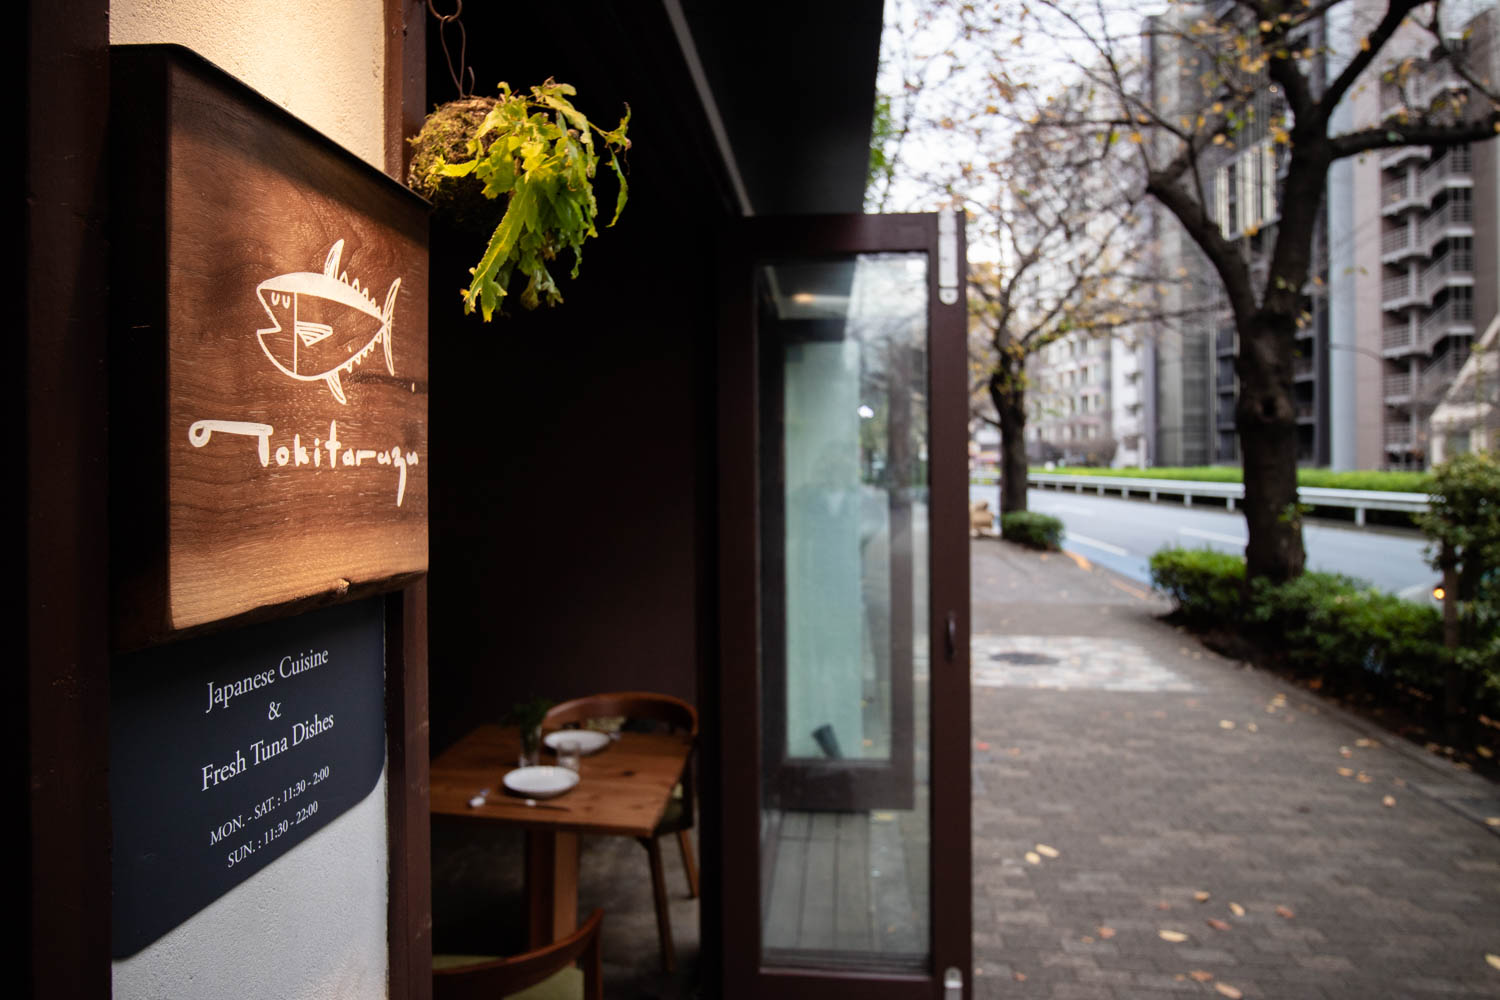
[
  {"left": 544, "top": 691, "right": 698, "bottom": 739},
  {"left": 433, "top": 908, "right": 603, "bottom": 1000}
]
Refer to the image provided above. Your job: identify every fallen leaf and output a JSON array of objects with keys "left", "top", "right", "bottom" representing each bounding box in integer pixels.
[
  {"left": 1276, "top": 906, "right": 1295, "bottom": 919},
  {"left": 1014, "top": 971, "right": 1026, "bottom": 981},
  {"left": 1080, "top": 935, "right": 1094, "bottom": 944},
  {"left": 1356, "top": 737, "right": 1379, "bottom": 747},
  {"left": 1207, "top": 918, "right": 1231, "bottom": 931},
  {"left": 1156, "top": 901, "right": 1172, "bottom": 911},
  {"left": 1338, "top": 767, "right": 1355, "bottom": 777},
  {"left": 1339, "top": 746, "right": 1353, "bottom": 758},
  {"left": 1098, "top": 926, "right": 1116, "bottom": 939},
  {"left": 1216, "top": 984, "right": 1243, "bottom": 999},
  {"left": 1247, "top": 723, "right": 1259, "bottom": 733},
  {"left": 1229, "top": 902, "right": 1246, "bottom": 917},
  {"left": 1036, "top": 843, "right": 1060, "bottom": 858},
  {"left": 1357, "top": 772, "right": 1373, "bottom": 784},
  {"left": 1219, "top": 720, "right": 1236, "bottom": 730},
  {"left": 1159, "top": 929, "right": 1188, "bottom": 942},
  {"left": 1486, "top": 817, "right": 1500, "bottom": 827},
  {"left": 1194, "top": 891, "right": 1211, "bottom": 902},
  {"left": 1189, "top": 970, "right": 1214, "bottom": 982},
  {"left": 1393, "top": 777, "right": 1408, "bottom": 788},
  {"left": 1383, "top": 795, "right": 1397, "bottom": 807},
  {"left": 975, "top": 741, "right": 991, "bottom": 750},
  {"left": 1024, "top": 851, "right": 1041, "bottom": 865},
  {"left": 1307, "top": 678, "right": 1323, "bottom": 691},
  {"left": 1486, "top": 953, "right": 1500, "bottom": 970},
  {"left": 1477, "top": 746, "right": 1494, "bottom": 759}
]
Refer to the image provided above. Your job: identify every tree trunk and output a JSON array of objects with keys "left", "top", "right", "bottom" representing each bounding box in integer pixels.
[
  {"left": 990, "top": 360, "right": 1029, "bottom": 517},
  {"left": 1236, "top": 313, "right": 1306, "bottom": 583}
]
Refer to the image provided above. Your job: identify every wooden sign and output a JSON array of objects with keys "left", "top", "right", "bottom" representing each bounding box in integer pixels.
[
  {"left": 110, "top": 45, "right": 430, "bottom": 647},
  {"left": 111, "top": 598, "right": 387, "bottom": 956}
]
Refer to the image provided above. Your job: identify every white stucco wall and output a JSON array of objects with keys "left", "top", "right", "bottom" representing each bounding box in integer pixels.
[
  {"left": 111, "top": 0, "right": 387, "bottom": 170},
  {"left": 109, "top": 4, "right": 391, "bottom": 997},
  {"left": 112, "top": 771, "right": 390, "bottom": 999}
]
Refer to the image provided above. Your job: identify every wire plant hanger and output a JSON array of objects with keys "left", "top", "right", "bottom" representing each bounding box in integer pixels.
[{"left": 427, "top": 0, "right": 475, "bottom": 99}]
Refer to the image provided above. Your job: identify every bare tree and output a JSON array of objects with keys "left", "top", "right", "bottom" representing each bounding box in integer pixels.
[
  {"left": 954, "top": 0, "right": 1500, "bottom": 582},
  {"left": 965, "top": 99, "right": 1201, "bottom": 516}
]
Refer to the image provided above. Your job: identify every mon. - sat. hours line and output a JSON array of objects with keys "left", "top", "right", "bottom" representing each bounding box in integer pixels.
[{"left": 203, "top": 649, "right": 330, "bottom": 714}]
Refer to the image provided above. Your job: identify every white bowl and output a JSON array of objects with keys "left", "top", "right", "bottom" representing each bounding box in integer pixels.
[
  {"left": 544, "top": 730, "right": 612, "bottom": 755},
  {"left": 502, "top": 766, "right": 580, "bottom": 799}
]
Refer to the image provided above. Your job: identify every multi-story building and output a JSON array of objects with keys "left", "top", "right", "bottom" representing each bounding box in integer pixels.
[
  {"left": 1141, "top": 6, "right": 1219, "bottom": 467},
  {"left": 1375, "top": 10, "right": 1500, "bottom": 467},
  {"left": 1025, "top": 332, "right": 1117, "bottom": 465},
  {"left": 1140, "top": 6, "right": 1335, "bottom": 466},
  {"left": 1021, "top": 328, "right": 1152, "bottom": 469},
  {"left": 1110, "top": 337, "right": 1151, "bottom": 467}
]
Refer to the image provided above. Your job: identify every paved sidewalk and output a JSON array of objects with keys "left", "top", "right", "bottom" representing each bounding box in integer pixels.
[{"left": 970, "top": 538, "right": 1500, "bottom": 1000}]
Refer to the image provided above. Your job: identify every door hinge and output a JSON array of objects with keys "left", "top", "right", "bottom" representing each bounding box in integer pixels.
[{"left": 938, "top": 209, "right": 959, "bottom": 305}]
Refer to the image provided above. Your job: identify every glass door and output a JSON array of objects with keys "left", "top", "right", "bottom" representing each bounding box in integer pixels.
[{"left": 716, "top": 213, "right": 970, "bottom": 998}]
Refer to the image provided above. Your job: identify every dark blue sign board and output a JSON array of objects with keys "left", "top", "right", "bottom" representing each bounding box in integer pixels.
[{"left": 110, "top": 598, "right": 386, "bottom": 958}]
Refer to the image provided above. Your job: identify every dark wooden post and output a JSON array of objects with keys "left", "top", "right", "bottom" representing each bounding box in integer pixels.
[{"left": 20, "top": 0, "right": 113, "bottom": 995}]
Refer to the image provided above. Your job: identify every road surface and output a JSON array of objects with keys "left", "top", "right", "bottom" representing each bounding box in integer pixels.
[{"left": 968, "top": 485, "right": 1435, "bottom": 600}]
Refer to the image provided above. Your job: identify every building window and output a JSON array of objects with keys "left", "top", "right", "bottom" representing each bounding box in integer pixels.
[
  {"left": 1451, "top": 187, "right": 1473, "bottom": 223},
  {"left": 1451, "top": 285, "right": 1473, "bottom": 320},
  {"left": 1452, "top": 236, "right": 1473, "bottom": 272}
]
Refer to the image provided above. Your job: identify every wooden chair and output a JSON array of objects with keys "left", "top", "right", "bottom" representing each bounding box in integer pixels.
[
  {"left": 433, "top": 908, "right": 603, "bottom": 1000},
  {"left": 544, "top": 691, "right": 698, "bottom": 973}
]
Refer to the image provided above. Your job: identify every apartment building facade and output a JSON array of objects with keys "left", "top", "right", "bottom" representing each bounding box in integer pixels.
[{"left": 1377, "top": 10, "right": 1500, "bottom": 467}]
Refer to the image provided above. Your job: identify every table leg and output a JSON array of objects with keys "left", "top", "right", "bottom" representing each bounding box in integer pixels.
[{"left": 524, "top": 829, "right": 580, "bottom": 947}]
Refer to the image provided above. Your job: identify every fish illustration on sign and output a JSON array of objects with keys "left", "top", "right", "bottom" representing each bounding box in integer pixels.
[{"left": 255, "top": 240, "right": 400, "bottom": 404}]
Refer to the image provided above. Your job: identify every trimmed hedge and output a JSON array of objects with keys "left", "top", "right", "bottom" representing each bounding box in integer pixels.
[
  {"left": 1145, "top": 548, "right": 1245, "bottom": 626},
  {"left": 1246, "top": 573, "right": 1445, "bottom": 691},
  {"left": 1001, "top": 511, "right": 1064, "bottom": 550},
  {"left": 1147, "top": 547, "right": 1496, "bottom": 720},
  {"left": 1034, "top": 465, "right": 1431, "bottom": 493}
]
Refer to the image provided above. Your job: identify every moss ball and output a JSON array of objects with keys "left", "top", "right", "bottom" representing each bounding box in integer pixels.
[{"left": 406, "top": 97, "right": 504, "bottom": 234}]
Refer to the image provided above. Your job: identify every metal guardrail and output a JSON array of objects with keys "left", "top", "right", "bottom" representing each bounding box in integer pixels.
[{"left": 1026, "top": 472, "right": 1428, "bottom": 527}]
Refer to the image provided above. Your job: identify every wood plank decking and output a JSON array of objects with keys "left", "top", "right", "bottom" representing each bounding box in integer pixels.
[{"left": 760, "top": 804, "right": 928, "bottom": 969}]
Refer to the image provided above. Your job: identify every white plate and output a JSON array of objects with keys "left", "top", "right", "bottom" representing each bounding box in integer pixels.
[
  {"left": 544, "top": 730, "right": 612, "bottom": 755},
  {"left": 502, "top": 766, "right": 580, "bottom": 799}
]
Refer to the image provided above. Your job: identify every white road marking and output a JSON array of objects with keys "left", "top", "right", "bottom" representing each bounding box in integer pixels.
[
  {"left": 1064, "top": 532, "right": 1130, "bottom": 557},
  {"left": 1041, "top": 503, "right": 1098, "bottom": 517},
  {"left": 1179, "top": 527, "right": 1247, "bottom": 546}
]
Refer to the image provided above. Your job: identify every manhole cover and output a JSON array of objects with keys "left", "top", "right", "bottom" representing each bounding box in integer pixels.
[{"left": 989, "top": 651, "right": 1059, "bottom": 666}]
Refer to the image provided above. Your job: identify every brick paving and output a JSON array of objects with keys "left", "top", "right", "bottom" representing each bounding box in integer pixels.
[{"left": 971, "top": 538, "right": 1500, "bottom": 1000}]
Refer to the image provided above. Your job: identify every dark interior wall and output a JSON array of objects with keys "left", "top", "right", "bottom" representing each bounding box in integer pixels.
[{"left": 424, "top": 2, "right": 734, "bottom": 755}]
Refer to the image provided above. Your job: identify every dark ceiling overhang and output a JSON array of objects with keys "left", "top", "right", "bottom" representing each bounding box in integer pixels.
[
  {"left": 674, "top": 0, "right": 886, "bottom": 215},
  {"left": 426, "top": 1, "right": 885, "bottom": 220}
]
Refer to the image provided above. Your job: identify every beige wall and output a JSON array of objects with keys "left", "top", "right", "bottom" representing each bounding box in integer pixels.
[
  {"left": 109, "top": 3, "right": 392, "bottom": 997},
  {"left": 111, "top": 0, "right": 387, "bottom": 170}
]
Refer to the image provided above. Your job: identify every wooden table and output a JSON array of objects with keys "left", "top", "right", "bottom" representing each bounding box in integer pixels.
[{"left": 430, "top": 724, "right": 692, "bottom": 946}]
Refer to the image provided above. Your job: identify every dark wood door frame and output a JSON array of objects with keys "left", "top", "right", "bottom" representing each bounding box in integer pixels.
[
  {"left": 383, "top": 6, "right": 432, "bottom": 999},
  {"left": 715, "top": 213, "right": 971, "bottom": 999}
]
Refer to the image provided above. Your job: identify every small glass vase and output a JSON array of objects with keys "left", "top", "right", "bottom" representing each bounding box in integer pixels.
[{"left": 518, "top": 725, "right": 542, "bottom": 768}]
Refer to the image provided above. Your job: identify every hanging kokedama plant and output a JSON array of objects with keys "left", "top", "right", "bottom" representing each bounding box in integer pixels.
[{"left": 408, "top": 79, "right": 630, "bottom": 319}]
